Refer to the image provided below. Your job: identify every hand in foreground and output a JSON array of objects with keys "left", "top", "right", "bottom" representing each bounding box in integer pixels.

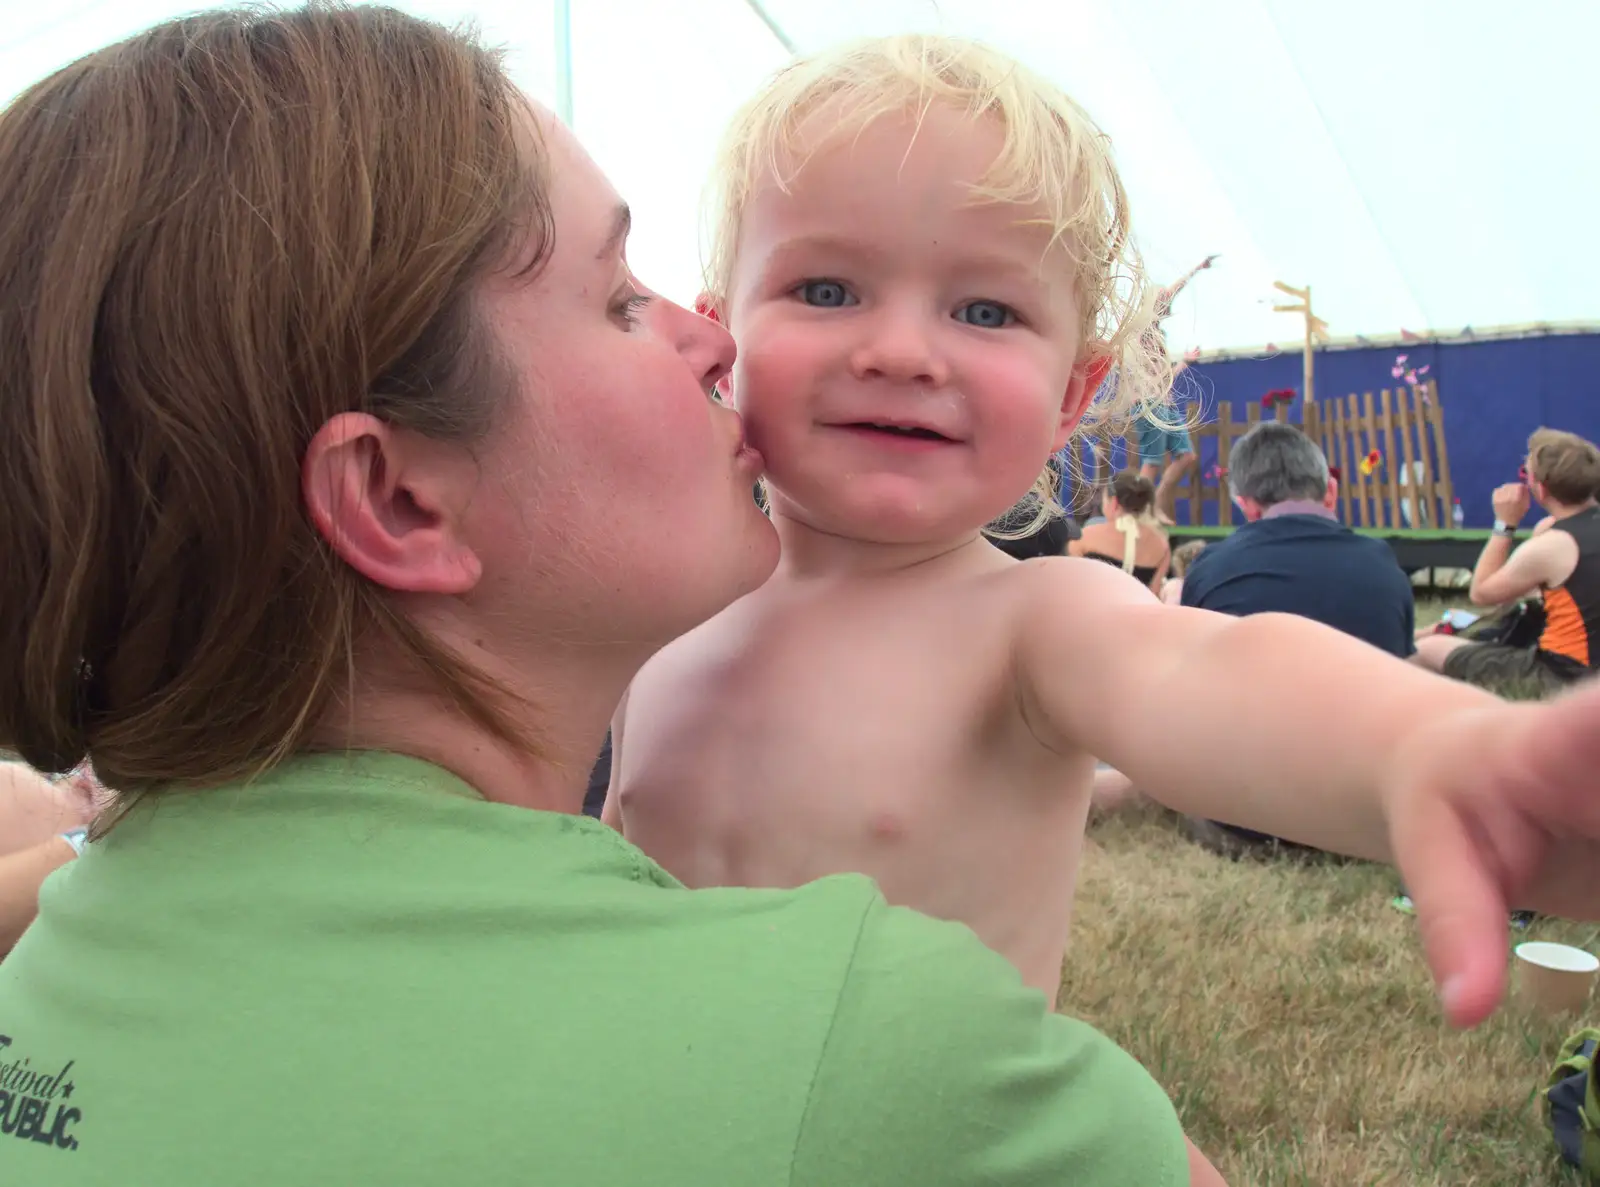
[
  {"left": 1385, "top": 679, "right": 1600, "bottom": 1027},
  {"left": 1491, "top": 481, "right": 1531, "bottom": 525}
]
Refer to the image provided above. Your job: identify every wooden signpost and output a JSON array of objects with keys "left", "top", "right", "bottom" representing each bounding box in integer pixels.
[{"left": 1272, "top": 281, "right": 1330, "bottom": 404}]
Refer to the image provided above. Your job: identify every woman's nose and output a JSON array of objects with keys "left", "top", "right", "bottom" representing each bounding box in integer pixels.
[{"left": 673, "top": 298, "right": 736, "bottom": 391}]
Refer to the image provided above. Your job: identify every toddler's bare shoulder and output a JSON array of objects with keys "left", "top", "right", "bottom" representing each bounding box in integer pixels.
[
  {"left": 1002, "top": 553, "right": 1133, "bottom": 594},
  {"left": 628, "top": 607, "right": 747, "bottom": 691},
  {"left": 997, "top": 555, "right": 1157, "bottom": 623}
]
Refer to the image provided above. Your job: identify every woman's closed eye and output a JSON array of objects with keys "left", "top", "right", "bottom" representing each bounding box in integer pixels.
[
  {"left": 953, "top": 299, "right": 1018, "bottom": 329},
  {"left": 793, "top": 279, "right": 856, "bottom": 308},
  {"left": 611, "top": 285, "right": 652, "bottom": 329}
]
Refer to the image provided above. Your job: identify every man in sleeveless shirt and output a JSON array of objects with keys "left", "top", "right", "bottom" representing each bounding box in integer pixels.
[{"left": 1415, "top": 428, "right": 1600, "bottom": 694}]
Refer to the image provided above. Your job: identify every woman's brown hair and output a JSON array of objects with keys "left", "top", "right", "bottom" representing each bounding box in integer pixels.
[
  {"left": 0, "top": 4, "right": 552, "bottom": 792},
  {"left": 1108, "top": 470, "right": 1157, "bottom": 517}
]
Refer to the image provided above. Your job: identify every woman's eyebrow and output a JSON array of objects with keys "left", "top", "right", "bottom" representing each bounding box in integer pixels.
[{"left": 596, "top": 203, "right": 631, "bottom": 260}]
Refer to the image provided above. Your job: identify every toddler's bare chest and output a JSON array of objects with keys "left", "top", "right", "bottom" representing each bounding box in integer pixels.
[{"left": 620, "top": 598, "right": 1016, "bottom": 823}]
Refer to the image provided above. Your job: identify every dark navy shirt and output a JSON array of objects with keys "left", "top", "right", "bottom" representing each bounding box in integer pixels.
[
  {"left": 1180, "top": 510, "right": 1415, "bottom": 658},
  {"left": 583, "top": 732, "right": 612, "bottom": 819}
]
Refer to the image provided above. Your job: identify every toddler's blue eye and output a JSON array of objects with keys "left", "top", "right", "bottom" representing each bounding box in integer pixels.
[
  {"left": 955, "top": 300, "right": 1015, "bottom": 328},
  {"left": 799, "top": 280, "right": 853, "bottom": 308}
]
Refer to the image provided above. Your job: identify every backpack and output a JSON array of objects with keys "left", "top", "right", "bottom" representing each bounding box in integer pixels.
[
  {"left": 1463, "top": 598, "right": 1546, "bottom": 648},
  {"left": 1547, "top": 1027, "right": 1600, "bottom": 1179}
]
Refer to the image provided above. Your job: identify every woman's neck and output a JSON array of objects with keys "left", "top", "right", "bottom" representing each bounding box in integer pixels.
[{"left": 317, "top": 642, "right": 635, "bottom": 813}]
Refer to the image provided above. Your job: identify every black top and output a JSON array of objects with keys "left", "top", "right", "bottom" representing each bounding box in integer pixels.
[
  {"left": 1081, "top": 550, "right": 1164, "bottom": 588},
  {"left": 991, "top": 515, "right": 1081, "bottom": 561},
  {"left": 1543, "top": 505, "right": 1600, "bottom": 668}
]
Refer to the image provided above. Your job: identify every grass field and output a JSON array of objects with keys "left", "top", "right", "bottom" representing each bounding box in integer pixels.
[
  {"left": 1063, "top": 804, "right": 1596, "bottom": 1185},
  {"left": 1061, "top": 596, "right": 1598, "bottom": 1187}
]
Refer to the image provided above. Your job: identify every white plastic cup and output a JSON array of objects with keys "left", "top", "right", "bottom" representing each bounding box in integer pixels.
[{"left": 1513, "top": 941, "right": 1600, "bottom": 1015}]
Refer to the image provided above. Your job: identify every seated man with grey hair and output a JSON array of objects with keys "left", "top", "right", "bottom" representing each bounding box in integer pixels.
[
  {"left": 1181, "top": 421, "right": 1415, "bottom": 657},
  {"left": 1178, "top": 421, "right": 1416, "bottom": 856}
]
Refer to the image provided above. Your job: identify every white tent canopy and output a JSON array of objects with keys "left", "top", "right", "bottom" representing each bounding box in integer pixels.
[{"left": 3, "top": 0, "right": 1594, "bottom": 350}]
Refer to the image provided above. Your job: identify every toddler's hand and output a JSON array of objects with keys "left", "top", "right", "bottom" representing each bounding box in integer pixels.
[{"left": 1384, "top": 680, "right": 1600, "bottom": 1027}]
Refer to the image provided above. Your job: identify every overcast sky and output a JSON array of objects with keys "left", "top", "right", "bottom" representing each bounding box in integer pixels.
[{"left": 3, "top": 0, "right": 1595, "bottom": 349}]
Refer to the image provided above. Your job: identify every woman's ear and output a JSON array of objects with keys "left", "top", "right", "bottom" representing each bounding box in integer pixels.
[{"left": 301, "top": 413, "right": 483, "bottom": 595}]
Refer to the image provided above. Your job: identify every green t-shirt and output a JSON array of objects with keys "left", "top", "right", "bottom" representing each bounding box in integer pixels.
[{"left": 0, "top": 752, "right": 1183, "bottom": 1185}]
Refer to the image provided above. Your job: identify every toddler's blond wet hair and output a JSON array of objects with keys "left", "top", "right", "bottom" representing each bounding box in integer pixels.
[{"left": 702, "top": 34, "right": 1178, "bottom": 534}]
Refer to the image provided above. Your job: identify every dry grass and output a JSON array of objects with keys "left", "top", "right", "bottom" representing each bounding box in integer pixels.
[{"left": 1060, "top": 803, "right": 1598, "bottom": 1186}]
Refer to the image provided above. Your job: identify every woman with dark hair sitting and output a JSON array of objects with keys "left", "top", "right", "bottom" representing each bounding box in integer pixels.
[{"left": 1069, "top": 470, "right": 1171, "bottom": 594}]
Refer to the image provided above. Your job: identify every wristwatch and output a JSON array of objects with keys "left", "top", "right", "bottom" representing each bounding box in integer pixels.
[{"left": 1492, "top": 519, "right": 1517, "bottom": 537}]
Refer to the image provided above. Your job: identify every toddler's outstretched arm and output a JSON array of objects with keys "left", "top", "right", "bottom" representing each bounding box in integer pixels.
[
  {"left": 1016, "top": 557, "right": 1600, "bottom": 1027},
  {"left": 1012, "top": 559, "right": 1493, "bottom": 860}
]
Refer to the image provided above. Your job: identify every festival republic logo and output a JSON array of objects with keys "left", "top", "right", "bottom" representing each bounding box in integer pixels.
[{"left": 0, "top": 1034, "right": 83, "bottom": 1152}]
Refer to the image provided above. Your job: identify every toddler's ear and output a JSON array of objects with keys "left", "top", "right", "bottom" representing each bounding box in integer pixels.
[
  {"left": 1054, "top": 342, "right": 1113, "bottom": 448},
  {"left": 1078, "top": 342, "right": 1115, "bottom": 400}
]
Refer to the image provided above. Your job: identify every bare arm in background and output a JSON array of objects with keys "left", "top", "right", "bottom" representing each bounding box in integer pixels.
[
  {"left": 0, "top": 763, "right": 96, "bottom": 857},
  {"left": 0, "top": 838, "right": 76, "bottom": 957},
  {"left": 1153, "top": 255, "right": 1219, "bottom": 320}
]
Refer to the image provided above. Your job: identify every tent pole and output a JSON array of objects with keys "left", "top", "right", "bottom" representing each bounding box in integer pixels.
[
  {"left": 555, "top": 0, "right": 574, "bottom": 125},
  {"left": 743, "top": 0, "right": 796, "bottom": 53}
]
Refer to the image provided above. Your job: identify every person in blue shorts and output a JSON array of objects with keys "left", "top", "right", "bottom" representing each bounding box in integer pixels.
[{"left": 1138, "top": 409, "right": 1196, "bottom": 523}]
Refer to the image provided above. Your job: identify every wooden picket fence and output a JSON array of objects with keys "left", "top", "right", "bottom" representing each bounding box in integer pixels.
[{"left": 1067, "top": 381, "right": 1454, "bottom": 529}]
